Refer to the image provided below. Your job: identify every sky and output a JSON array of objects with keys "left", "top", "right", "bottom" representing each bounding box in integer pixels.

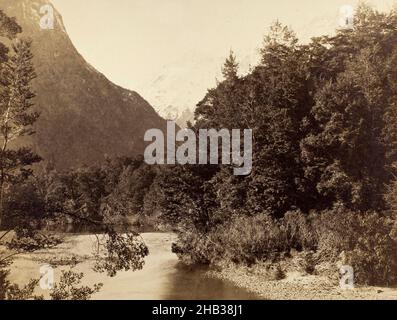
[{"left": 50, "top": 0, "right": 397, "bottom": 114}]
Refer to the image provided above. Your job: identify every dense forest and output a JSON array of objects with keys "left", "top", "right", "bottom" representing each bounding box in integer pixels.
[
  {"left": 161, "top": 4, "right": 397, "bottom": 286},
  {"left": 2, "top": 4, "right": 397, "bottom": 299}
]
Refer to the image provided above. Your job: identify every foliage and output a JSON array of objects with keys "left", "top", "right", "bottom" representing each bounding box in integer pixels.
[
  {"left": 0, "top": 10, "right": 151, "bottom": 299},
  {"left": 313, "top": 205, "right": 397, "bottom": 286},
  {"left": 147, "top": 5, "right": 397, "bottom": 287},
  {"left": 49, "top": 270, "right": 103, "bottom": 301},
  {"left": 0, "top": 33, "right": 41, "bottom": 228},
  {"left": 93, "top": 232, "right": 149, "bottom": 277},
  {"left": 3, "top": 3, "right": 397, "bottom": 295},
  {"left": 0, "top": 266, "right": 42, "bottom": 300}
]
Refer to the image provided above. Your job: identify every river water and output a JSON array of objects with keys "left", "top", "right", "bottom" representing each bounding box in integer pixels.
[
  {"left": 91, "top": 233, "right": 258, "bottom": 300},
  {"left": 9, "top": 231, "right": 258, "bottom": 300}
]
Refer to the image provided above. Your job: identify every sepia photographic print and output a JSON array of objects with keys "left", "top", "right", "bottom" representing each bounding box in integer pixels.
[{"left": 1, "top": 0, "right": 397, "bottom": 306}]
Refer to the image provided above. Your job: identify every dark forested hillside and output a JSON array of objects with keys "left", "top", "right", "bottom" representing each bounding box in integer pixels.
[{"left": 0, "top": 0, "right": 167, "bottom": 169}]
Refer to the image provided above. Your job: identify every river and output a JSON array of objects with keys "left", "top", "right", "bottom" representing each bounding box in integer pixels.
[{"left": 9, "top": 232, "right": 258, "bottom": 300}]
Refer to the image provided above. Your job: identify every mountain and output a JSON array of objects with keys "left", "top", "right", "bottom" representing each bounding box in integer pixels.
[
  {"left": 137, "top": 51, "right": 257, "bottom": 127},
  {"left": 0, "top": 0, "right": 167, "bottom": 169},
  {"left": 135, "top": 4, "right": 379, "bottom": 128}
]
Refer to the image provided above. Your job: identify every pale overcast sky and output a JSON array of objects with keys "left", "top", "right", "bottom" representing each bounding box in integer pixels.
[{"left": 50, "top": 0, "right": 396, "bottom": 112}]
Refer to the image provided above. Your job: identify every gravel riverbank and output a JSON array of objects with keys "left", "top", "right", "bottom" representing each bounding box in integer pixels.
[{"left": 207, "top": 265, "right": 397, "bottom": 300}]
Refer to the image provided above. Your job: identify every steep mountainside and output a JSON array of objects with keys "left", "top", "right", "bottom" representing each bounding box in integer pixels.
[{"left": 0, "top": 0, "right": 167, "bottom": 169}]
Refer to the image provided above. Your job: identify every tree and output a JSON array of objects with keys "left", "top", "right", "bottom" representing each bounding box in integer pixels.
[
  {"left": 301, "top": 5, "right": 396, "bottom": 211},
  {"left": 0, "top": 11, "right": 149, "bottom": 299},
  {"left": 0, "top": 10, "right": 21, "bottom": 65},
  {"left": 222, "top": 50, "right": 239, "bottom": 82},
  {"left": 0, "top": 38, "right": 41, "bottom": 227},
  {"left": 260, "top": 21, "right": 298, "bottom": 67}
]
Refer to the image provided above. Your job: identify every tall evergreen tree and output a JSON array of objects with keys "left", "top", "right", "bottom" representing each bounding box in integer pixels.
[
  {"left": 0, "top": 38, "right": 41, "bottom": 227},
  {"left": 222, "top": 50, "right": 239, "bottom": 82}
]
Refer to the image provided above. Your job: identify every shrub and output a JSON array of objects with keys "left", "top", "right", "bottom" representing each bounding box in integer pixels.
[
  {"left": 212, "top": 213, "right": 286, "bottom": 265},
  {"left": 173, "top": 213, "right": 288, "bottom": 265},
  {"left": 300, "top": 251, "right": 316, "bottom": 275},
  {"left": 173, "top": 204, "right": 397, "bottom": 286},
  {"left": 274, "top": 264, "right": 287, "bottom": 280},
  {"left": 313, "top": 205, "right": 397, "bottom": 285},
  {"left": 172, "top": 224, "right": 222, "bottom": 265},
  {"left": 280, "top": 210, "right": 317, "bottom": 251}
]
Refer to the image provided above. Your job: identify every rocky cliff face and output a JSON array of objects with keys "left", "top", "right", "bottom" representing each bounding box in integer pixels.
[{"left": 0, "top": 0, "right": 167, "bottom": 169}]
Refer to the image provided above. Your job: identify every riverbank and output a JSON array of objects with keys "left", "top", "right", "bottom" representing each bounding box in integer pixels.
[
  {"left": 208, "top": 265, "right": 397, "bottom": 300},
  {"left": 8, "top": 231, "right": 397, "bottom": 300}
]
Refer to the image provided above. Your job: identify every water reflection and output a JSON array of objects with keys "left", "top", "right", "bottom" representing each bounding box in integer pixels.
[
  {"left": 161, "top": 263, "right": 258, "bottom": 300},
  {"left": 45, "top": 228, "right": 259, "bottom": 300}
]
